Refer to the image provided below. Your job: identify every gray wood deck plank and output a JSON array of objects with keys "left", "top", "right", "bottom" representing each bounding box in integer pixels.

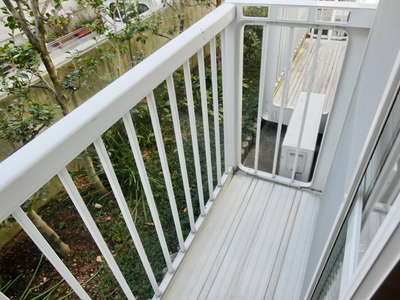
[
  {"left": 162, "top": 172, "right": 320, "bottom": 300},
  {"left": 273, "top": 38, "right": 347, "bottom": 114}
]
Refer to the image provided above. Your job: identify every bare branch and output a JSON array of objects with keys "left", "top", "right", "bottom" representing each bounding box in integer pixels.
[
  {"left": 157, "top": 33, "right": 173, "bottom": 40},
  {"left": 3, "top": 0, "right": 38, "bottom": 45},
  {"left": 162, "top": 0, "right": 179, "bottom": 14},
  {"left": 36, "top": 73, "right": 56, "bottom": 95},
  {"left": 31, "top": 84, "right": 55, "bottom": 93},
  {"left": 18, "top": 0, "right": 29, "bottom": 5},
  {"left": 30, "top": 0, "right": 42, "bottom": 40},
  {"left": 41, "top": 0, "right": 52, "bottom": 15}
]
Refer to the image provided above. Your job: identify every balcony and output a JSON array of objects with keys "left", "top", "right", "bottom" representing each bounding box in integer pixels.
[{"left": 1, "top": 0, "right": 400, "bottom": 299}]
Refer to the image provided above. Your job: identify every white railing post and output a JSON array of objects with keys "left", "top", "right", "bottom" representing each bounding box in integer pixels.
[
  {"left": 210, "top": 38, "right": 223, "bottom": 186},
  {"left": 262, "top": 25, "right": 280, "bottom": 121},
  {"left": 57, "top": 167, "right": 139, "bottom": 299},
  {"left": 166, "top": 75, "right": 197, "bottom": 233},
  {"left": 183, "top": 60, "right": 206, "bottom": 216},
  {"left": 254, "top": 26, "right": 269, "bottom": 172},
  {"left": 12, "top": 207, "right": 92, "bottom": 300},
  {"left": 198, "top": 48, "right": 215, "bottom": 201},
  {"left": 222, "top": 18, "right": 243, "bottom": 172}
]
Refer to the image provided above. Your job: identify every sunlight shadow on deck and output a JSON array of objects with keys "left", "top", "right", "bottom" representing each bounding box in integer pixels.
[{"left": 162, "top": 172, "right": 320, "bottom": 299}]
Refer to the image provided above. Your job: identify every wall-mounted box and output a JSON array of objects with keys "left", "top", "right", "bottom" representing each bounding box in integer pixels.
[{"left": 279, "top": 92, "right": 325, "bottom": 182}]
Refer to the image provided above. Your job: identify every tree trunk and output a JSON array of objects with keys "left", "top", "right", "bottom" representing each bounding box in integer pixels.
[
  {"left": 81, "top": 149, "right": 109, "bottom": 197},
  {"left": 4, "top": 0, "right": 108, "bottom": 195},
  {"left": 39, "top": 45, "right": 71, "bottom": 116},
  {"left": 28, "top": 210, "right": 71, "bottom": 257},
  {"left": 178, "top": 0, "right": 186, "bottom": 34}
]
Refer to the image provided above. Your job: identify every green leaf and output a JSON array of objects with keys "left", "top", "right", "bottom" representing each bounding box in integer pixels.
[{"left": 16, "top": 73, "right": 29, "bottom": 79}]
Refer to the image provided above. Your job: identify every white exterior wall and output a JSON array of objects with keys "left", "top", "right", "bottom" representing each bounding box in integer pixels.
[{"left": 302, "top": 0, "right": 400, "bottom": 298}]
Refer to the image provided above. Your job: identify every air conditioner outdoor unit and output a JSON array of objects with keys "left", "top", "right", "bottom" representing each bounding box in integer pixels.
[{"left": 279, "top": 92, "right": 325, "bottom": 182}]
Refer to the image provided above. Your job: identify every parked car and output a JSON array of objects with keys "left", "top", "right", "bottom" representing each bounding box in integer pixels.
[{"left": 105, "top": 0, "right": 162, "bottom": 22}]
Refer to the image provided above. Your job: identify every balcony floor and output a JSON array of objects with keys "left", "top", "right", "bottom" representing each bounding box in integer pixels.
[{"left": 162, "top": 172, "right": 320, "bottom": 299}]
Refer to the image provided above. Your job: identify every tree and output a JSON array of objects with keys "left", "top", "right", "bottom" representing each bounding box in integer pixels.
[
  {"left": 1, "top": 0, "right": 107, "bottom": 194},
  {"left": 0, "top": 40, "right": 72, "bottom": 256},
  {"left": 78, "top": 0, "right": 219, "bottom": 79},
  {"left": 0, "top": 0, "right": 217, "bottom": 258},
  {"left": 0, "top": 75, "right": 71, "bottom": 259},
  {"left": 0, "top": 0, "right": 107, "bottom": 257}
]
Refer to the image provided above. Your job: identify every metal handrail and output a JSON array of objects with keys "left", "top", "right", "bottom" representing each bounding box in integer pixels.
[{"left": 0, "top": 3, "right": 235, "bottom": 222}]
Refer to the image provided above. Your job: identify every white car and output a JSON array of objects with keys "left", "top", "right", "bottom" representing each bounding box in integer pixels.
[{"left": 105, "top": 0, "right": 162, "bottom": 22}]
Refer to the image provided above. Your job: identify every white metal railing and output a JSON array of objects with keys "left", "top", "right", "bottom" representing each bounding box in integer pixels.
[
  {"left": 0, "top": 4, "right": 235, "bottom": 299},
  {"left": 226, "top": 0, "right": 375, "bottom": 189},
  {"left": 0, "top": 1, "right": 377, "bottom": 299}
]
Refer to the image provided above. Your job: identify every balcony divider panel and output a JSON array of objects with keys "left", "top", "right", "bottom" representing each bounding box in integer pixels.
[
  {"left": 12, "top": 206, "right": 92, "bottom": 300},
  {"left": 57, "top": 167, "right": 138, "bottom": 298},
  {"left": 147, "top": 92, "right": 186, "bottom": 251},
  {"left": 166, "top": 75, "right": 196, "bottom": 233}
]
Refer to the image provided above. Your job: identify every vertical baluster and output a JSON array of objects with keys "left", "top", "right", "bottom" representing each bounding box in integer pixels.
[
  {"left": 122, "top": 112, "right": 174, "bottom": 273},
  {"left": 57, "top": 168, "right": 138, "bottom": 299},
  {"left": 92, "top": 138, "right": 162, "bottom": 296},
  {"left": 183, "top": 60, "right": 206, "bottom": 216},
  {"left": 220, "top": 29, "right": 230, "bottom": 174},
  {"left": 198, "top": 48, "right": 214, "bottom": 201},
  {"left": 146, "top": 91, "right": 186, "bottom": 249},
  {"left": 302, "top": 29, "right": 314, "bottom": 91},
  {"left": 254, "top": 26, "right": 269, "bottom": 172},
  {"left": 12, "top": 207, "right": 91, "bottom": 300},
  {"left": 272, "top": 27, "right": 295, "bottom": 177},
  {"left": 210, "top": 37, "right": 222, "bottom": 187},
  {"left": 315, "top": 36, "right": 329, "bottom": 94},
  {"left": 166, "top": 75, "right": 196, "bottom": 233},
  {"left": 291, "top": 29, "right": 322, "bottom": 183},
  {"left": 1, "top": 292, "right": 9, "bottom": 299}
]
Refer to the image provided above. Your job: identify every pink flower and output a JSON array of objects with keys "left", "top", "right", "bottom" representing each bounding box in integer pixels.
[
  {"left": 78, "top": 280, "right": 84, "bottom": 285},
  {"left": 58, "top": 9, "right": 73, "bottom": 18},
  {"left": 245, "top": 103, "right": 250, "bottom": 107},
  {"left": 105, "top": 216, "right": 112, "bottom": 221}
]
